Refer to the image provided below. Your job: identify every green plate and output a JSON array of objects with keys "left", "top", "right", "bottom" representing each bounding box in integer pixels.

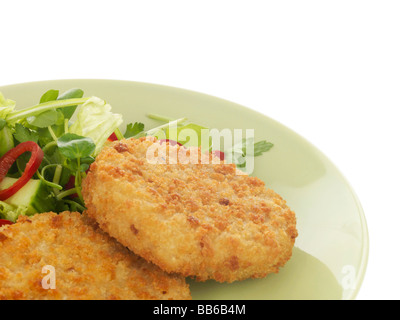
[{"left": 0, "top": 79, "right": 369, "bottom": 300}]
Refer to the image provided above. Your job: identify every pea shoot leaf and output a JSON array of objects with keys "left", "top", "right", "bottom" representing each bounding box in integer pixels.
[
  {"left": 57, "top": 133, "right": 96, "bottom": 159},
  {"left": 40, "top": 90, "right": 59, "bottom": 103},
  {"left": 65, "top": 156, "right": 94, "bottom": 173},
  {"left": 26, "top": 109, "right": 61, "bottom": 128},
  {"left": 37, "top": 125, "right": 64, "bottom": 146},
  {"left": 13, "top": 123, "right": 39, "bottom": 143},
  {"left": 57, "top": 89, "right": 84, "bottom": 119}
]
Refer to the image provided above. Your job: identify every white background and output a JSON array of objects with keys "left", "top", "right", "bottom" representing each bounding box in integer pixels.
[{"left": 1, "top": 0, "right": 399, "bottom": 299}]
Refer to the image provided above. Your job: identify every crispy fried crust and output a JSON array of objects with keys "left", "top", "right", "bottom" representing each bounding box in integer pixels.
[
  {"left": 0, "top": 212, "right": 191, "bottom": 300},
  {"left": 83, "top": 137, "right": 298, "bottom": 282}
]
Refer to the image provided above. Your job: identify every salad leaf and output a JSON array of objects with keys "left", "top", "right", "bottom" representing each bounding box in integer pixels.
[
  {"left": 65, "top": 156, "right": 94, "bottom": 173},
  {"left": 252, "top": 140, "right": 274, "bottom": 156},
  {"left": 225, "top": 138, "right": 274, "bottom": 168},
  {"left": 6, "top": 96, "right": 89, "bottom": 125},
  {"left": 58, "top": 88, "right": 84, "bottom": 100},
  {"left": 13, "top": 123, "right": 39, "bottom": 143},
  {"left": 27, "top": 109, "right": 60, "bottom": 128},
  {"left": 40, "top": 90, "right": 59, "bottom": 103},
  {"left": 57, "top": 133, "right": 96, "bottom": 160},
  {"left": 57, "top": 88, "right": 84, "bottom": 119},
  {"left": 125, "top": 122, "right": 145, "bottom": 138},
  {"left": 0, "top": 89, "right": 121, "bottom": 221},
  {"left": 37, "top": 125, "right": 64, "bottom": 146},
  {"left": 0, "top": 119, "right": 6, "bottom": 130},
  {"left": 69, "top": 97, "right": 123, "bottom": 156},
  {"left": 0, "top": 93, "right": 15, "bottom": 119},
  {"left": 0, "top": 125, "right": 14, "bottom": 157}
]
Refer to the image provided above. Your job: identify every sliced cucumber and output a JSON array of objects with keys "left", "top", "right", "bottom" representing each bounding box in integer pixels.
[{"left": 0, "top": 177, "right": 55, "bottom": 214}]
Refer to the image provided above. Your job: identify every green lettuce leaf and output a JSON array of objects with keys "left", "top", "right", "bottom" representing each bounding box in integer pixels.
[
  {"left": 0, "top": 93, "right": 16, "bottom": 119},
  {"left": 0, "top": 125, "right": 15, "bottom": 157},
  {"left": 69, "top": 97, "right": 123, "bottom": 156}
]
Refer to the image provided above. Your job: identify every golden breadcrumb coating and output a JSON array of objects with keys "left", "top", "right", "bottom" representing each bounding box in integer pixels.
[
  {"left": 83, "top": 137, "right": 298, "bottom": 283},
  {"left": 0, "top": 211, "right": 191, "bottom": 300}
]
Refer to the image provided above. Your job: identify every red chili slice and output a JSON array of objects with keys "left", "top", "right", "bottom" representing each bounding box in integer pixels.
[
  {"left": 158, "top": 139, "right": 183, "bottom": 146},
  {"left": 64, "top": 175, "right": 79, "bottom": 198},
  {"left": 213, "top": 150, "right": 225, "bottom": 161},
  {"left": 64, "top": 175, "right": 77, "bottom": 198},
  {"left": 0, "top": 219, "right": 13, "bottom": 227},
  {"left": 108, "top": 132, "right": 118, "bottom": 142},
  {"left": 65, "top": 168, "right": 90, "bottom": 199},
  {"left": 0, "top": 141, "right": 44, "bottom": 201}
]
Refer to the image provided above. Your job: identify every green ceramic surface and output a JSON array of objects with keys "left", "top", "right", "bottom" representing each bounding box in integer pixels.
[{"left": 0, "top": 79, "right": 369, "bottom": 300}]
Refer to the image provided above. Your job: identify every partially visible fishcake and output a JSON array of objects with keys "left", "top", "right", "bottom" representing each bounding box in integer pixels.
[
  {"left": 0, "top": 211, "right": 191, "bottom": 300},
  {"left": 83, "top": 137, "right": 298, "bottom": 283}
]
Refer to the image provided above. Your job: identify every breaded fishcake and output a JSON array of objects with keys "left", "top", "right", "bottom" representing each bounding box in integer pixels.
[
  {"left": 83, "top": 137, "right": 298, "bottom": 283},
  {"left": 0, "top": 212, "right": 191, "bottom": 300}
]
